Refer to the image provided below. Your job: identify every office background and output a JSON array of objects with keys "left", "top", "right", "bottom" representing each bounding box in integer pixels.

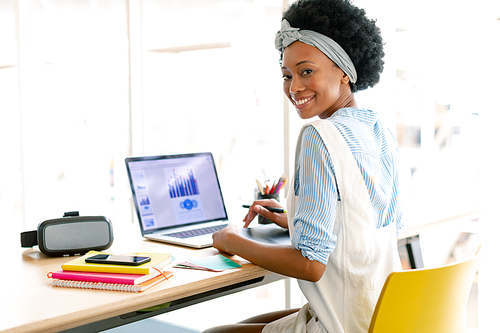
[{"left": 0, "top": 0, "right": 498, "bottom": 331}]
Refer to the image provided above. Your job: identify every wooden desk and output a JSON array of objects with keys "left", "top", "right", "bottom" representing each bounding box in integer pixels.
[
  {"left": 2, "top": 207, "right": 483, "bottom": 333},
  {"left": 1, "top": 227, "right": 283, "bottom": 333}
]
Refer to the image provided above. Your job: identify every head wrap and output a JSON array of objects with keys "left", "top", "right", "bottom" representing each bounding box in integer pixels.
[{"left": 275, "top": 19, "right": 357, "bottom": 84}]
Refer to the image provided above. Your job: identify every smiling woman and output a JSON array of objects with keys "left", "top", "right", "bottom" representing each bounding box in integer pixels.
[
  {"left": 281, "top": 42, "right": 355, "bottom": 119},
  {"left": 205, "top": 1, "right": 403, "bottom": 332},
  {"left": 281, "top": 0, "right": 384, "bottom": 94}
]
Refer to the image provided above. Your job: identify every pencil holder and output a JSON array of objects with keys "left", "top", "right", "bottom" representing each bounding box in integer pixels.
[{"left": 257, "top": 193, "right": 279, "bottom": 224}]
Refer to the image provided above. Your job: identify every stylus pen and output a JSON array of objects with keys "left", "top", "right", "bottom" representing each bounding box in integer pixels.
[{"left": 242, "top": 205, "right": 286, "bottom": 213}]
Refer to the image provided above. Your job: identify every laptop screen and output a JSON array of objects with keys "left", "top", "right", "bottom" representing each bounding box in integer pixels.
[{"left": 125, "top": 153, "right": 228, "bottom": 234}]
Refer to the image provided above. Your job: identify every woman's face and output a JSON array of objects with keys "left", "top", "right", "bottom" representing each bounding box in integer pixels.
[{"left": 281, "top": 41, "right": 354, "bottom": 119}]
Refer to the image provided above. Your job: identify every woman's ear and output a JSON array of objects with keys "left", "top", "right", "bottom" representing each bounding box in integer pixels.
[{"left": 341, "top": 73, "right": 350, "bottom": 84}]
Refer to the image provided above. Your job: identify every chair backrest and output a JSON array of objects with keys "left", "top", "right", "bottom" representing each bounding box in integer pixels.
[{"left": 368, "top": 244, "right": 481, "bottom": 333}]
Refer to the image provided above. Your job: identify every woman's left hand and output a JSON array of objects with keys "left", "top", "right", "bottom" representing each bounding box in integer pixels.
[{"left": 212, "top": 224, "right": 239, "bottom": 255}]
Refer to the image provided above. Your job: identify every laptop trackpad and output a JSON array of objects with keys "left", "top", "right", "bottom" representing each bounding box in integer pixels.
[{"left": 240, "top": 224, "right": 290, "bottom": 245}]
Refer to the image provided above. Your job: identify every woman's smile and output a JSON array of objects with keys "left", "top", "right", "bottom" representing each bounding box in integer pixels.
[{"left": 293, "top": 95, "right": 315, "bottom": 109}]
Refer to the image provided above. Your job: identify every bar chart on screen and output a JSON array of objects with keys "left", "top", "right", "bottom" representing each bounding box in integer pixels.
[
  {"left": 166, "top": 168, "right": 199, "bottom": 198},
  {"left": 165, "top": 168, "right": 205, "bottom": 223},
  {"left": 139, "top": 195, "right": 154, "bottom": 216}
]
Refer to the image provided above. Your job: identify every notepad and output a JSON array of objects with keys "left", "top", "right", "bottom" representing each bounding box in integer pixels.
[{"left": 174, "top": 254, "right": 242, "bottom": 272}]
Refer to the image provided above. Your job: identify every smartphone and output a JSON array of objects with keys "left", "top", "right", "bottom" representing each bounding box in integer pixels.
[{"left": 85, "top": 254, "right": 151, "bottom": 266}]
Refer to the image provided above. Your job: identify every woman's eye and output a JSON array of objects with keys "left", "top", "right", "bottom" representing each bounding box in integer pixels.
[
  {"left": 282, "top": 74, "right": 292, "bottom": 80},
  {"left": 301, "top": 69, "right": 313, "bottom": 76}
]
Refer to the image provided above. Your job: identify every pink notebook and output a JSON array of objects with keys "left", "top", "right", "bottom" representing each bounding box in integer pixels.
[
  {"left": 49, "top": 271, "right": 174, "bottom": 292},
  {"left": 49, "top": 270, "right": 161, "bottom": 285}
]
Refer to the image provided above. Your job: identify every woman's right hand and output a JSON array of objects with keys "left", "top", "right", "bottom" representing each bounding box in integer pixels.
[{"left": 242, "top": 199, "right": 288, "bottom": 229}]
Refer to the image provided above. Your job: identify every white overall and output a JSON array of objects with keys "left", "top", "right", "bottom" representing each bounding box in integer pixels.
[{"left": 263, "top": 119, "right": 401, "bottom": 333}]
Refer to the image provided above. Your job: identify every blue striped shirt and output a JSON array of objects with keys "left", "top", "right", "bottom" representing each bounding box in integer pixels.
[{"left": 292, "top": 108, "right": 403, "bottom": 265}]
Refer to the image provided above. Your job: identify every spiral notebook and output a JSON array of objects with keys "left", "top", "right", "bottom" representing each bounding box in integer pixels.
[{"left": 50, "top": 271, "right": 173, "bottom": 292}]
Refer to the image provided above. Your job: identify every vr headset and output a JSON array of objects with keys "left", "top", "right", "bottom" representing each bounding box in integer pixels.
[{"left": 21, "top": 211, "right": 113, "bottom": 256}]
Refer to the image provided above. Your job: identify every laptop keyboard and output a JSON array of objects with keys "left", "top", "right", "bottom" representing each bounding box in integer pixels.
[{"left": 163, "top": 224, "right": 228, "bottom": 239}]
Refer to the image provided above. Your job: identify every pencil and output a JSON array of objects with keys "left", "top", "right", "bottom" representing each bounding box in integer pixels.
[
  {"left": 256, "top": 180, "right": 264, "bottom": 194},
  {"left": 242, "top": 205, "right": 286, "bottom": 214}
]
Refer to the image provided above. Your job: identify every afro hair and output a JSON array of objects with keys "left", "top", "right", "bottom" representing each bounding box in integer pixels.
[{"left": 282, "top": 0, "right": 385, "bottom": 92}]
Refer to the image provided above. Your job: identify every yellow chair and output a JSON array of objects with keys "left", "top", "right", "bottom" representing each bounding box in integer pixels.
[{"left": 368, "top": 244, "right": 481, "bottom": 333}]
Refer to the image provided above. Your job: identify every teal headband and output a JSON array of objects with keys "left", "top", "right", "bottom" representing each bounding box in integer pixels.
[{"left": 275, "top": 19, "right": 357, "bottom": 84}]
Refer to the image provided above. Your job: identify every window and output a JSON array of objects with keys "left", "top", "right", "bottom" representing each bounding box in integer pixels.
[
  {"left": 3, "top": 0, "right": 130, "bottom": 234},
  {"left": 2, "top": 0, "right": 286, "bottom": 234},
  {"left": 0, "top": 0, "right": 22, "bottom": 236}
]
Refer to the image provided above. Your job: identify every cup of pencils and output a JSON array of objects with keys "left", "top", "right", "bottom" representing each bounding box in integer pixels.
[{"left": 256, "top": 176, "right": 286, "bottom": 225}]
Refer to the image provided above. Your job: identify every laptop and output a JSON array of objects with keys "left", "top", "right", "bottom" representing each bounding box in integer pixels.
[{"left": 125, "top": 152, "right": 289, "bottom": 248}]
